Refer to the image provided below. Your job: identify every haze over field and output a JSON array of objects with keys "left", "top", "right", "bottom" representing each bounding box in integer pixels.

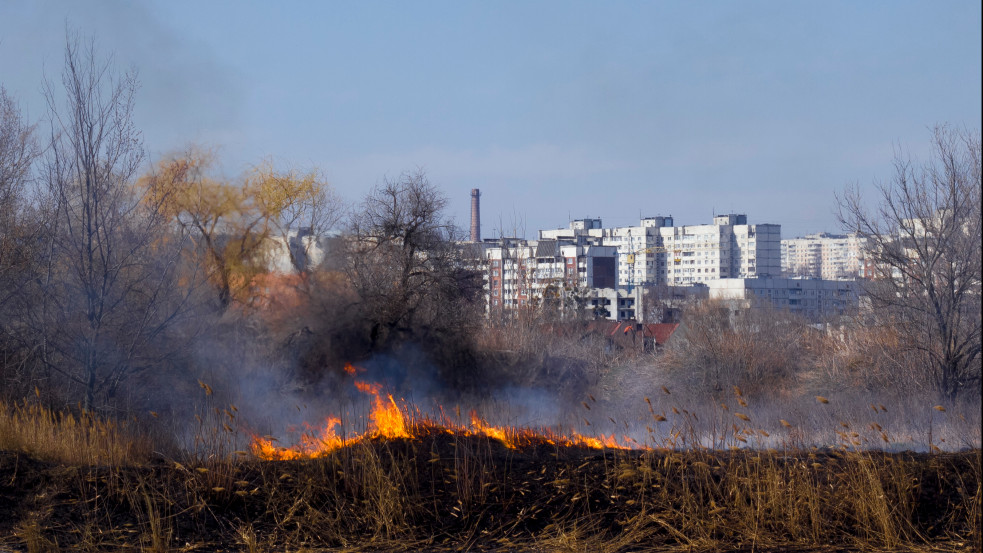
[
  {"left": 1, "top": 0, "right": 980, "bottom": 238},
  {"left": 1, "top": 4, "right": 981, "bottom": 550}
]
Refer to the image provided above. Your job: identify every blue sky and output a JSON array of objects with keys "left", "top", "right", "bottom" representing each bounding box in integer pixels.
[{"left": 1, "top": 1, "right": 980, "bottom": 238}]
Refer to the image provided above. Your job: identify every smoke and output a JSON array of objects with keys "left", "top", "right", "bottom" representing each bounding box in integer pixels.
[
  {"left": 595, "top": 361, "right": 982, "bottom": 453},
  {"left": 0, "top": 0, "right": 246, "bottom": 170},
  {"left": 123, "top": 286, "right": 979, "bottom": 456}
]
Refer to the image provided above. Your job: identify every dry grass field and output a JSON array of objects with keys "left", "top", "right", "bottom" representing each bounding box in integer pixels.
[{"left": 0, "top": 398, "right": 979, "bottom": 553}]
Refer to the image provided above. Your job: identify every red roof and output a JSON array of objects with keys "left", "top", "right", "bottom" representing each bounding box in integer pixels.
[{"left": 642, "top": 323, "right": 679, "bottom": 345}]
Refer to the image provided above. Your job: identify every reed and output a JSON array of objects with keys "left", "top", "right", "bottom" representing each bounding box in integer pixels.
[{"left": 0, "top": 394, "right": 979, "bottom": 551}]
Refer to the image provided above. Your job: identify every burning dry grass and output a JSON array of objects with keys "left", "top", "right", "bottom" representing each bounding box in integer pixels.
[
  {"left": 0, "top": 435, "right": 979, "bottom": 552},
  {"left": 0, "top": 395, "right": 980, "bottom": 552},
  {"left": 249, "top": 372, "right": 982, "bottom": 461},
  {"left": 250, "top": 364, "right": 631, "bottom": 461}
]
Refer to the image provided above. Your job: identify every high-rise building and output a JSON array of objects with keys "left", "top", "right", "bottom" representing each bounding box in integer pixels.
[
  {"left": 781, "top": 232, "right": 866, "bottom": 280},
  {"left": 540, "top": 214, "right": 781, "bottom": 287},
  {"left": 481, "top": 238, "right": 617, "bottom": 313},
  {"left": 475, "top": 213, "right": 785, "bottom": 320}
]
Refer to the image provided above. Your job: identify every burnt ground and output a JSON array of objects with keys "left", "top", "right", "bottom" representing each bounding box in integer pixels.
[{"left": 0, "top": 431, "right": 979, "bottom": 552}]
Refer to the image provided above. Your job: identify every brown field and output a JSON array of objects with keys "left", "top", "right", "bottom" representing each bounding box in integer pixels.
[{"left": 0, "top": 400, "right": 980, "bottom": 553}]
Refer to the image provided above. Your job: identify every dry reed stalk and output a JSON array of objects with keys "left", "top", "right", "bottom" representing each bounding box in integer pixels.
[{"left": 0, "top": 400, "right": 152, "bottom": 466}]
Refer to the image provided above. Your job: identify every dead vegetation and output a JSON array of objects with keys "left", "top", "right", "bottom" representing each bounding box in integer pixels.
[
  {"left": 0, "top": 31, "right": 980, "bottom": 553},
  {"left": 0, "top": 399, "right": 979, "bottom": 553}
]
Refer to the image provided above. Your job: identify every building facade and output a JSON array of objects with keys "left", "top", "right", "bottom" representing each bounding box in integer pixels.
[
  {"left": 482, "top": 238, "right": 617, "bottom": 314},
  {"left": 540, "top": 214, "right": 781, "bottom": 287},
  {"left": 781, "top": 232, "right": 867, "bottom": 280},
  {"left": 707, "top": 277, "right": 862, "bottom": 320}
]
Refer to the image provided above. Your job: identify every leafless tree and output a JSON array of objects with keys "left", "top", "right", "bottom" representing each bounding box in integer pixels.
[
  {"left": 0, "top": 86, "right": 44, "bottom": 399},
  {"left": 662, "top": 299, "right": 807, "bottom": 397},
  {"left": 0, "top": 86, "right": 37, "bottom": 211},
  {"left": 35, "top": 35, "right": 191, "bottom": 411},
  {"left": 346, "top": 170, "right": 483, "bottom": 354},
  {"left": 0, "top": 86, "right": 41, "bottom": 309},
  {"left": 838, "top": 125, "right": 982, "bottom": 401}
]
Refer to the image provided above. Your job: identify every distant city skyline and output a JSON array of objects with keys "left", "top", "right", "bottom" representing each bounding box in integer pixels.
[{"left": 2, "top": 1, "right": 980, "bottom": 238}]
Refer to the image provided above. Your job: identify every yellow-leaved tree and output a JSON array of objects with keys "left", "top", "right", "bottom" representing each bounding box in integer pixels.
[
  {"left": 143, "top": 148, "right": 338, "bottom": 309},
  {"left": 250, "top": 159, "right": 339, "bottom": 276}
]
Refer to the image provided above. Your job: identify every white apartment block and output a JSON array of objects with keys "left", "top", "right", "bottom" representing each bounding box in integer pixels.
[
  {"left": 540, "top": 214, "right": 781, "bottom": 287},
  {"left": 707, "top": 277, "right": 862, "bottom": 320},
  {"left": 781, "top": 232, "right": 867, "bottom": 280},
  {"left": 474, "top": 213, "right": 783, "bottom": 320},
  {"left": 589, "top": 287, "right": 644, "bottom": 321}
]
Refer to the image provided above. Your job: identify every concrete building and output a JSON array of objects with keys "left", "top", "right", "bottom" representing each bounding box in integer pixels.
[
  {"left": 661, "top": 214, "right": 781, "bottom": 286},
  {"left": 264, "top": 227, "right": 330, "bottom": 273},
  {"left": 589, "top": 287, "right": 644, "bottom": 321},
  {"left": 482, "top": 238, "right": 617, "bottom": 314},
  {"left": 781, "top": 232, "right": 867, "bottom": 280},
  {"left": 474, "top": 208, "right": 790, "bottom": 321},
  {"left": 707, "top": 277, "right": 862, "bottom": 320},
  {"left": 540, "top": 214, "right": 781, "bottom": 288}
]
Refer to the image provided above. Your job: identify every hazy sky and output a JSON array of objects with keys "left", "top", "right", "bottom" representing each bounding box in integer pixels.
[{"left": 1, "top": 1, "right": 980, "bottom": 238}]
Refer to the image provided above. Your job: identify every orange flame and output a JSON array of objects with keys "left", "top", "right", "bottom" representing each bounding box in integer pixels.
[
  {"left": 343, "top": 362, "right": 362, "bottom": 376},
  {"left": 353, "top": 379, "right": 411, "bottom": 439},
  {"left": 570, "top": 432, "right": 625, "bottom": 449},
  {"left": 301, "top": 416, "right": 345, "bottom": 451},
  {"left": 250, "top": 363, "right": 633, "bottom": 460},
  {"left": 469, "top": 412, "right": 517, "bottom": 449}
]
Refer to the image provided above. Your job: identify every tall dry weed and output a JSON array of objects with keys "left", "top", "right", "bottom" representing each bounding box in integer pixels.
[{"left": 0, "top": 400, "right": 152, "bottom": 466}]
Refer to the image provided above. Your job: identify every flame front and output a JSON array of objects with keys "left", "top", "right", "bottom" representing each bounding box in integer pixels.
[
  {"left": 355, "top": 380, "right": 411, "bottom": 439},
  {"left": 250, "top": 364, "right": 631, "bottom": 460},
  {"left": 469, "top": 412, "right": 518, "bottom": 449}
]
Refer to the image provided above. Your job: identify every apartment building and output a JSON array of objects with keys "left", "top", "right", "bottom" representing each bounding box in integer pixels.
[
  {"left": 781, "top": 232, "right": 867, "bottom": 280},
  {"left": 707, "top": 277, "right": 862, "bottom": 320},
  {"left": 589, "top": 287, "right": 644, "bottom": 321},
  {"left": 540, "top": 214, "right": 781, "bottom": 287},
  {"left": 661, "top": 214, "right": 781, "bottom": 285},
  {"left": 483, "top": 238, "right": 617, "bottom": 313}
]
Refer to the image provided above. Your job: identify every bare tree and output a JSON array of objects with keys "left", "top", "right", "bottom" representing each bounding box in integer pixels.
[
  {"left": 838, "top": 126, "right": 982, "bottom": 401},
  {"left": 0, "top": 86, "right": 37, "bottom": 214},
  {"left": 346, "top": 170, "right": 482, "bottom": 353},
  {"left": 0, "top": 87, "right": 44, "bottom": 399},
  {"left": 36, "top": 35, "right": 191, "bottom": 411},
  {"left": 662, "top": 299, "right": 807, "bottom": 397},
  {"left": 0, "top": 86, "right": 40, "bottom": 308}
]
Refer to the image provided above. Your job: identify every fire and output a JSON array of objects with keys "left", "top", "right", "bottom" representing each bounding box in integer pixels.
[
  {"left": 343, "top": 362, "right": 361, "bottom": 376},
  {"left": 469, "top": 412, "right": 518, "bottom": 449},
  {"left": 570, "top": 432, "right": 624, "bottom": 449},
  {"left": 355, "top": 380, "right": 411, "bottom": 439},
  {"left": 250, "top": 363, "right": 633, "bottom": 460},
  {"left": 301, "top": 416, "right": 345, "bottom": 451},
  {"left": 249, "top": 415, "right": 346, "bottom": 460}
]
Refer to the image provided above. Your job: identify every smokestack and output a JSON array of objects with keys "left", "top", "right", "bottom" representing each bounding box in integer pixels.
[{"left": 470, "top": 188, "right": 481, "bottom": 242}]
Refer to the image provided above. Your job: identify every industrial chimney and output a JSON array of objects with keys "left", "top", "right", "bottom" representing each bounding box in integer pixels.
[{"left": 470, "top": 188, "right": 481, "bottom": 242}]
